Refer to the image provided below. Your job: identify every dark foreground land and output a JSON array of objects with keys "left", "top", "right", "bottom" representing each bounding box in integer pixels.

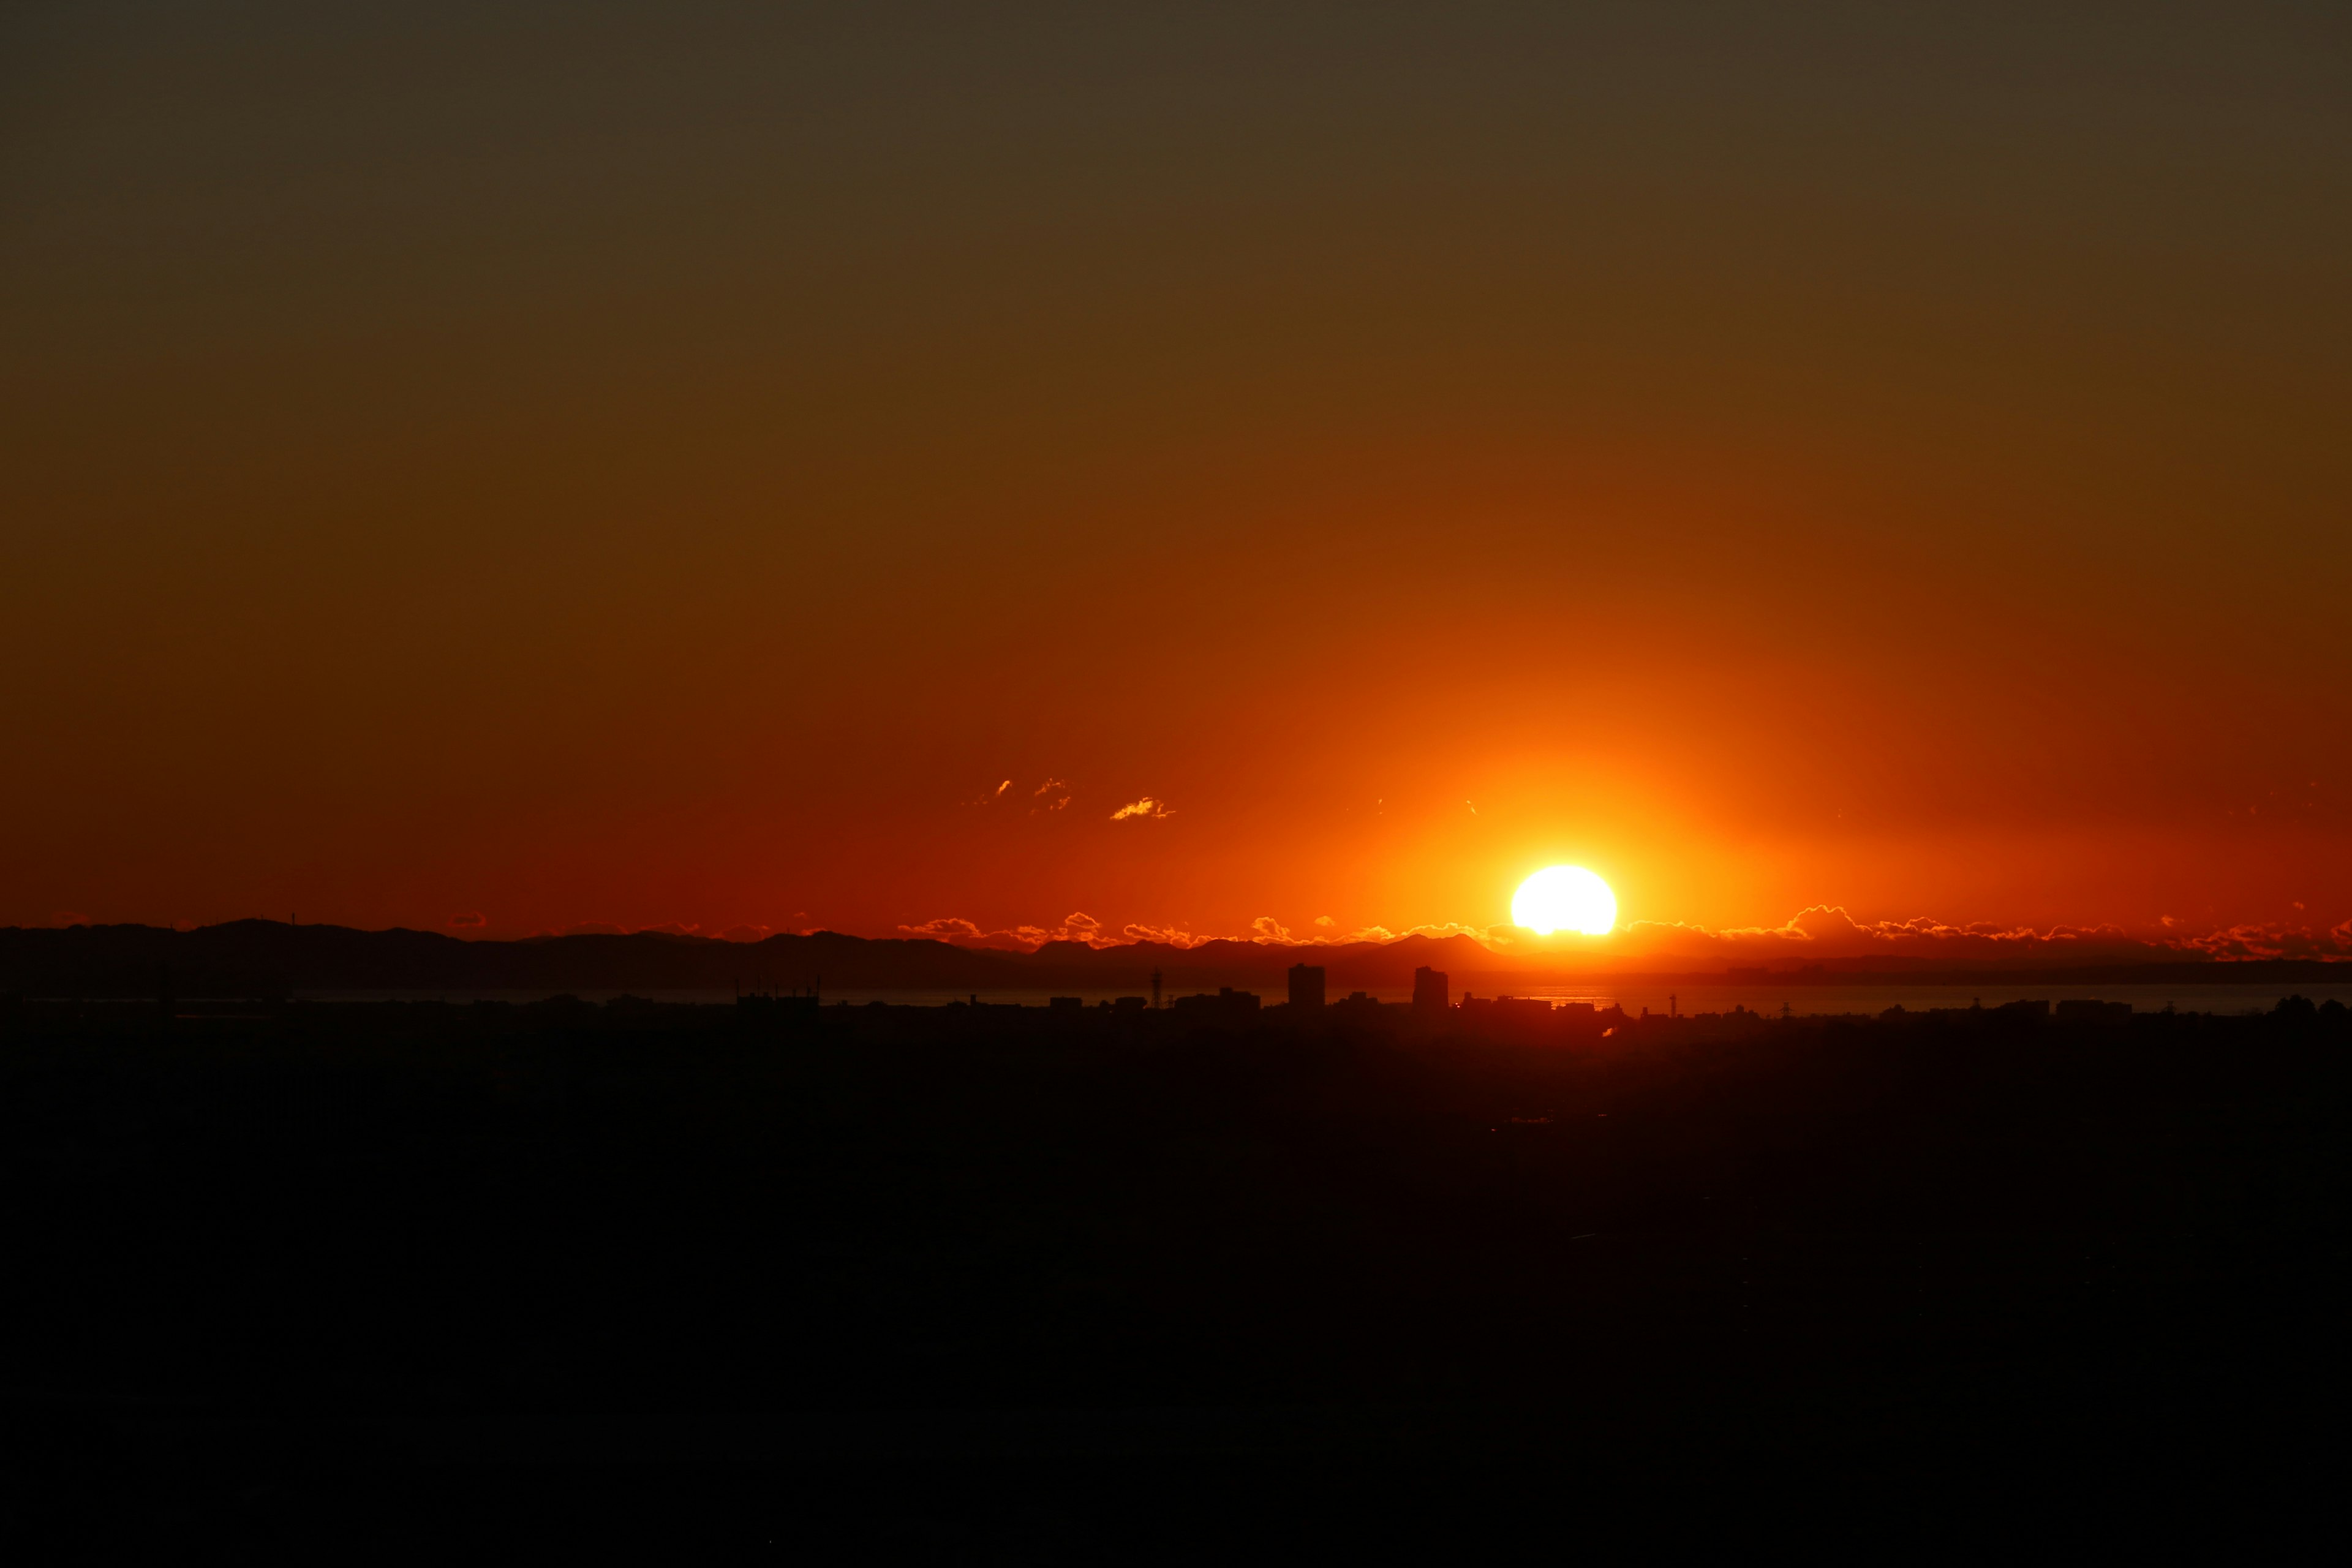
[{"left": 2, "top": 993, "right": 2343, "bottom": 1557}]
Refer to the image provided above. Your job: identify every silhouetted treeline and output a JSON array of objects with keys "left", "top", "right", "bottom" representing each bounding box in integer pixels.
[{"left": 1, "top": 995, "right": 2341, "bottom": 1554}]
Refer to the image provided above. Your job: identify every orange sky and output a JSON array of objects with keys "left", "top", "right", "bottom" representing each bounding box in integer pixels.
[{"left": 3, "top": 4, "right": 2347, "bottom": 956}]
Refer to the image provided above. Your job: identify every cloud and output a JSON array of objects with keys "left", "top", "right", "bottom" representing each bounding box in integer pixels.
[
  {"left": 1121, "top": 922, "right": 1209, "bottom": 947},
  {"left": 886, "top": 905, "right": 2352, "bottom": 967},
  {"left": 967, "top": 780, "right": 1013, "bottom": 805},
  {"left": 447, "top": 911, "right": 486, "bottom": 929},
  {"left": 50, "top": 911, "right": 91, "bottom": 928},
  {"left": 1110, "top": 797, "right": 1172, "bottom": 821},
  {"left": 1302, "top": 921, "right": 1513, "bottom": 947},
  {"left": 899, "top": 916, "right": 990, "bottom": 943},
  {"left": 902, "top": 909, "right": 1490, "bottom": 952},
  {"left": 1399, "top": 921, "right": 1511, "bottom": 944},
  {"left": 718, "top": 924, "right": 773, "bottom": 943},
  {"left": 1108, "top": 917, "right": 1515, "bottom": 951},
  {"left": 2168, "top": 922, "right": 2352, "bottom": 962},
  {"left": 1266, "top": 919, "right": 1508, "bottom": 948},
  {"left": 1031, "top": 779, "right": 1071, "bottom": 813},
  {"left": 1611, "top": 905, "right": 2093, "bottom": 960},
  {"left": 1593, "top": 905, "right": 2352, "bottom": 967},
  {"left": 897, "top": 911, "right": 1112, "bottom": 951}
]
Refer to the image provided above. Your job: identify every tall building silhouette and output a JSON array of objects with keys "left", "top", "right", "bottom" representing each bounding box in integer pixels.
[
  {"left": 1287, "top": 963, "right": 1326, "bottom": 1009},
  {"left": 1412, "top": 966, "right": 1450, "bottom": 1015}
]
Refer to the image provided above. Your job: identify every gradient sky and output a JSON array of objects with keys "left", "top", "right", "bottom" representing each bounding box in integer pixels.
[{"left": 4, "top": 2, "right": 2348, "bottom": 949}]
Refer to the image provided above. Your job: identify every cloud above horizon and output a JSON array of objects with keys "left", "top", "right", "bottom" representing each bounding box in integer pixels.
[
  {"left": 899, "top": 911, "right": 1110, "bottom": 950},
  {"left": 1120, "top": 921, "right": 1208, "bottom": 947},
  {"left": 891, "top": 903, "right": 2352, "bottom": 963},
  {"left": 1611, "top": 905, "right": 2352, "bottom": 965}
]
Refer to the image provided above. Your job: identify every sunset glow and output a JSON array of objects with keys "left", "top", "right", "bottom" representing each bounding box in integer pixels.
[
  {"left": 6, "top": 15, "right": 2342, "bottom": 1536},
  {"left": 0, "top": 7, "right": 2343, "bottom": 963},
  {"left": 1511, "top": 867, "right": 1618, "bottom": 938}
]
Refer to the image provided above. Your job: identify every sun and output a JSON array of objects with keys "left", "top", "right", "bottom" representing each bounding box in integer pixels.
[{"left": 1511, "top": 865, "right": 1617, "bottom": 937}]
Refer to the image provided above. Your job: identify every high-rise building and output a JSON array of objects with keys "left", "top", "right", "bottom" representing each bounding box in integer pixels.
[
  {"left": 1412, "top": 966, "right": 1450, "bottom": 1015},
  {"left": 1287, "top": 963, "right": 1326, "bottom": 1009}
]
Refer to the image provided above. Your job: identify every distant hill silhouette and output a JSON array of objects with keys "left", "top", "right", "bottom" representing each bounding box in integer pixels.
[
  {"left": 0, "top": 921, "right": 1021, "bottom": 998},
  {"left": 0, "top": 922, "right": 1517, "bottom": 998},
  {"left": 0, "top": 921, "right": 2338, "bottom": 1000}
]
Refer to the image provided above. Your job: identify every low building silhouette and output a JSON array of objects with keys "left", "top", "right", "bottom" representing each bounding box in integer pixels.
[
  {"left": 1451, "top": 993, "right": 1619, "bottom": 1043},
  {"left": 1172, "top": 987, "right": 1260, "bottom": 1023},
  {"left": 736, "top": 991, "right": 820, "bottom": 1033}
]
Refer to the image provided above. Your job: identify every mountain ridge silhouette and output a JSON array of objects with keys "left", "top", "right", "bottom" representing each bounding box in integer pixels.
[{"left": 0, "top": 920, "right": 2328, "bottom": 998}]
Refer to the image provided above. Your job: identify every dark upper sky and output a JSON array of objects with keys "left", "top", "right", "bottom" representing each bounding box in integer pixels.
[{"left": 4, "top": 2, "right": 2348, "bottom": 950}]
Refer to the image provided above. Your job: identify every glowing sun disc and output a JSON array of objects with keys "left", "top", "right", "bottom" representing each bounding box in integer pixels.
[{"left": 1512, "top": 865, "right": 1616, "bottom": 937}]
